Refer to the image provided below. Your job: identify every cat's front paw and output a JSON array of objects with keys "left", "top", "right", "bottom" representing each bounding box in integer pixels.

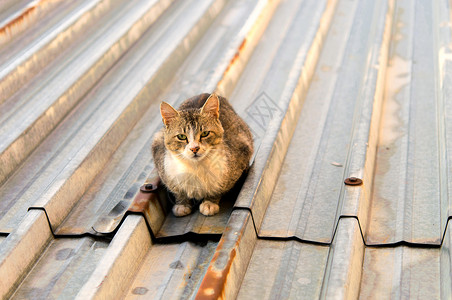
[
  {"left": 199, "top": 201, "right": 220, "bottom": 216},
  {"left": 172, "top": 204, "right": 192, "bottom": 217}
]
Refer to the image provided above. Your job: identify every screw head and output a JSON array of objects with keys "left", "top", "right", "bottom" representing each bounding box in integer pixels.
[
  {"left": 344, "top": 177, "right": 363, "bottom": 186},
  {"left": 140, "top": 183, "right": 156, "bottom": 193}
]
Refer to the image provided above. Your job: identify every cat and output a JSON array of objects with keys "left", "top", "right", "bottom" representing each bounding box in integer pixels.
[{"left": 152, "top": 93, "right": 253, "bottom": 217}]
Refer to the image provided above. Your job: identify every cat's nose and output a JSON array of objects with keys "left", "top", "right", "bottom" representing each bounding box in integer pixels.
[{"left": 190, "top": 146, "right": 200, "bottom": 153}]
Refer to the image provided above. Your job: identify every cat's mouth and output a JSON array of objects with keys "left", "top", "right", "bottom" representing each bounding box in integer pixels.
[
  {"left": 189, "top": 152, "right": 205, "bottom": 160},
  {"left": 181, "top": 150, "right": 206, "bottom": 161}
]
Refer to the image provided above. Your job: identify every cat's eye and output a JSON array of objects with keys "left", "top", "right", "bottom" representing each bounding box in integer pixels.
[
  {"left": 177, "top": 134, "right": 187, "bottom": 140},
  {"left": 200, "top": 131, "right": 210, "bottom": 138}
]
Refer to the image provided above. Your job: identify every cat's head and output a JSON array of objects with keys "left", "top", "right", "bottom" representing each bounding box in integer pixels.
[{"left": 160, "top": 94, "right": 224, "bottom": 161}]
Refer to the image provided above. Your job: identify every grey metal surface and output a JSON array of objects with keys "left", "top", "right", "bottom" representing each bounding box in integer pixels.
[
  {"left": 237, "top": 240, "right": 329, "bottom": 299},
  {"left": 233, "top": 0, "right": 336, "bottom": 230},
  {"left": 124, "top": 240, "right": 218, "bottom": 299},
  {"left": 443, "top": 0, "right": 452, "bottom": 239},
  {"left": 76, "top": 215, "right": 152, "bottom": 299},
  {"left": 359, "top": 221, "right": 452, "bottom": 299},
  {"left": 1, "top": 0, "right": 452, "bottom": 298},
  {"left": 0, "top": 210, "right": 53, "bottom": 298},
  {"left": 359, "top": 246, "right": 440, "bottom": 299},
  {"left": 366, "top": 0, "right": 451, "bottom": 245},
  {"left": 237, "top": 218, "right": 364, "bottom": 299},
  {"left": 321, "top": 218, "right": 365, "bottom": 299},
  {"left": 257, "top": 0, "right": 391, "bottom": 243},
  {"left": 10, "top": 237, "right": 109, "bottom": 299},
  {"left": 0, "top": 0, "right": 100, "bottom": 105}
]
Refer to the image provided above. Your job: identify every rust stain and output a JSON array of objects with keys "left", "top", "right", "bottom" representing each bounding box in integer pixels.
[
  {"left": 96, "top": 278, "right": 105, "bottom": 289},
  {"left": 195, "top": 245, "right": 236, "bottom": 300},
  {"left": 216, "top": 0, "right": 274, "bottom": 94},
  {"left": 223, "top": 52, "right": 240, "bottom": 77},
  {"left": 238, "top": 38, "right": 247, "bottom": 52},
  {"left": 195, "top": 218, "right": 246, "bottom": 300},
  {"left": 216, "top": 38, "right": 247, "bottom": 90},
  {"left": 0, "top": 1, "right": 45, "bottom": 41},
  {"left": 126, "top": 173, "right": 167, "bottom": 236},
  {"left": 128, "top": 176, "right": 161, "bottom": 214}
]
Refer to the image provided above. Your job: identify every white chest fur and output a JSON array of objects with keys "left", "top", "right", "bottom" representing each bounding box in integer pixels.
[{"left": 164, "top": 150, "right": 227, "bottom": 200}]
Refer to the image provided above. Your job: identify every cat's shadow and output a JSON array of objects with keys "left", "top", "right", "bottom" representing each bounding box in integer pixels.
[{"left": 155, "top": 170, "right": 249, "bottom": 239}]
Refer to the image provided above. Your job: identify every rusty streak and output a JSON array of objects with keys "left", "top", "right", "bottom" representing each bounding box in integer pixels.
[
  {"left": 0, "top": 1, "right": 44, "bottom": 40},
  {"left": 195, "top": 238, "right": 236, "bottom": 300},
  {"left": 128, "top": 176, "right": 161, "bottom": 214}
]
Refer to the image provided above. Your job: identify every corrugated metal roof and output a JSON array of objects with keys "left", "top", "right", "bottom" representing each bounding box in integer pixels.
[
  {"left": 0, "top": 0, "right": 451, "bottom": 299},
  {"left": 256, "top": 0, "right": 390, "bottom": 243},
  {"left": 367, "top": 0, "right": 447, "bottom": 245}
]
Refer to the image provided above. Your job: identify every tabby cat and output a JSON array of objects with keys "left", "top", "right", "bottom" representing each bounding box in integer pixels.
[{"left": 152, "top": 93, "right": 253, "bottom": 217}]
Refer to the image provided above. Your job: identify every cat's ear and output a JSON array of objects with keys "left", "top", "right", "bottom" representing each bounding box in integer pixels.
[
  {"left": 160, "top": 102, "right": 179, "bottom": 126},
  {"left": 201, "top": 93, "right": 220, "bottom": 118}
]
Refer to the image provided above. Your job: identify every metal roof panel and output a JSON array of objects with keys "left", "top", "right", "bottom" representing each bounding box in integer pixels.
[
  {"left": 233, "top": 0, "right": 335, "bottom": 231},
  {"left": 124, "top": 240, "right": 218, "bottom": 299},
  {"left": 258, "top": 0, "right": 391, "bottom": 243},
  {"left": 359, "top": 246, "right": 441, "bottom": 299},
  {"left": 366, "top": 0, "right": 449, "bottom": 245},
  {"left": 0, "top": 0, "right": 452, "bottom": 298},
  {"left": 0, "top": 0, "right": 173, "bottom": 233},
  {"left": 237, "top": 240, "right": 329, "bottom": 299},
  {"left": 10, "top": 237, "right": 108, "bottom": 299}
]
